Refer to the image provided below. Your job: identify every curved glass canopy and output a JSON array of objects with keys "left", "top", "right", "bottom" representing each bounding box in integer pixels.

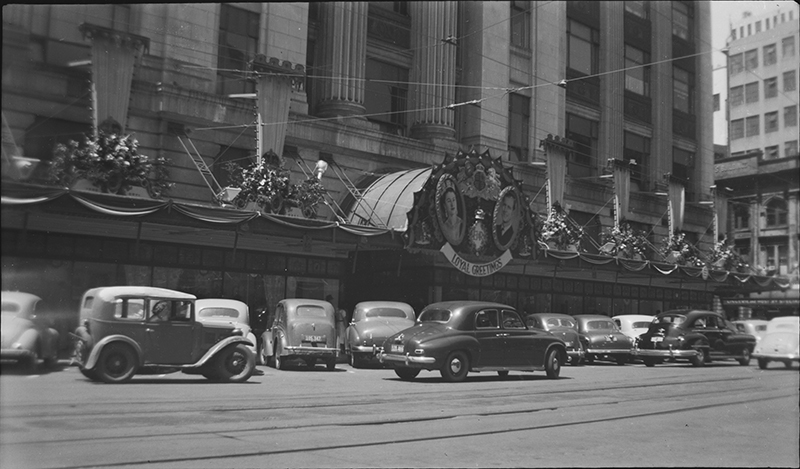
[{"left": 345, "top": 167, "right": 432, "bottom": 231}]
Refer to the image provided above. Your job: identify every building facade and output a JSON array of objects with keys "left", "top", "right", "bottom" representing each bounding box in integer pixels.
[
  {"left": 714, "top": 4, "right": 800, "bottom": 318},
  {"left": 6, "top": 1, "right": 778, "bottom": 339}
]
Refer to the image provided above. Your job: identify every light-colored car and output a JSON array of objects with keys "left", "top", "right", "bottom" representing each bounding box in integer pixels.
[
  {"left": 345, "top": 301, "right": 415, "bottom": 368},
  {"left": 196, "top": 299, "right": 258, "bottom": 361},
  {"left": 573, "top": 314, "right": 635, "bottom": 365},
  {"left": 752, "top": 316, "right": 799, "bottom": 369},
  {"left": 613, "top": 314, "right": 655, "bottom": 346},
  {"left": 261, "top": 298, "right": 338, "bottom": 370},
  {"left": 1, "top": 291, "right": 61, "bottom": 371},
  {"left": 733, "top": 319, "right": 769, "bottom": 343}
]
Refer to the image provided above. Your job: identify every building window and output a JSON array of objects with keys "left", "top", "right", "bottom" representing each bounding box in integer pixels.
[
  {"left": 673, "top": 67, "right": 693, "bottom": 114},
  {"left": 672, "top": 1, "right": 692, "bottom": 41},
  {"left": 755, "top": 21, "right": 761, "bottom": 33},
  {"left": 765, "top": 111, "right": 779, "bottom": 133},
  {"left": 764, "top": 145, "right": 779, "bottom": 160},
  {"left": 565, "top": 113, "right": 598, "bottom": 178},
  {"left": 713, "top": 93, "right": 720, "bottom": 111},
  {"left": 783, "top": 36, "right": 796, "bottom": 57},
  {"left": 623, "top": 132, "right": 650, "bottom": 189},
  {"left": 672, "top": 147, "right": 692, "bottom": 181},
  {"left": 745, "top": 115, "right": 759, "bottom": 137},
  {"left": 507, "top": 93, "right": 530, "bottom": 162},
  {"left": 364, "top": 58, "right": 409, "bottom": 133},
  {"left": 567, "top": 19, "right": 599, "bottom": 76},
  {"left": 731, "top": 119, "right": 744, "bottom": 140},
  {"left": 729, "top": 85, "right": 743, "bottom": 107},
  {"left": 625, "top": 45, "right": 650, "bottom": 96},
  {"left": 510, "top": 1, "right": 531, "bottom": 49},
  {"left": 217, "top": 5, "right": 259, "bottom": 96},
  {"left": 784, "top": 70, "right": 797, "bottom": 92},
  {"left": 744, "top": 49, "right": 758, "bottom": 70},
  {"left": 785, "top": 140, "right": 799, "bottom": 157},
  {"left": 729, "top": 53, "right": 743, "bottom": 75},
  {"left": 760, "top": 243, "right": 788, "bottom": 274},
  {"left": 733, "top": 204, "right": 749, "bottom": 230},
  {"left": 765, "top": 198, "right": 787, "bottom": 226},
  {"left": 763, "top": 43, "right": 777, "bottom": 66},
  {"left": 731, "top": 29, "right": 737, "bottom": 40},
  {"left": 785, "top": 106, "right": 798, "bottom": 127},
  {"left": 23, "top": 118, "right": 92, "bottom": 175},
  {"left": 764, "top": 77, "right": 778, "bottom": 99},
  {"left": 625, "top": 1, "right": 649, "bottom": 19},
  {"left": 744, "top": 81, "right": 759, "bottom": 103}
]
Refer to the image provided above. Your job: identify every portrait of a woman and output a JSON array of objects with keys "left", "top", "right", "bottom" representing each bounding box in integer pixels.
[{"left": 436, "top": 175, "right": 465, "bottom": 245}]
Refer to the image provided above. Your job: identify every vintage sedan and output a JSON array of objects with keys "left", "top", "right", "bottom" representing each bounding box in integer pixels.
[
  {"left": 261, "top": 298, "right": 338, "bottom": 370},
  {"left": 612, "top": 314, "right": 655, "bottom": 345},
  {"left": 378, "top": 301, "right": 566, "bottom": 382},
  {"left": 637, "top": 310, "right": 755, "bottom": 367},
  {"left": 733, "top": 319, "right": 769, "bottom": 343},
  {"left": 1, "top": 291, "right": 60, "bottom": 371},
  {"left": 72, "top": 286, "right": 255, "bottom": 383},
  {"left": 573, "top": 314, "right": 634, "bottom": 365},
  {"left": 345, "top": 301, "right": 415, "bottom": 368},
  {"left": 195, "top": 299, "right": 258, "bottom": 360},
  {"left": 752, "top": 316, "right": 799, "bottom": 369},
  {"left": 525, "top": 313, "right": 585, "bottom": 365}
]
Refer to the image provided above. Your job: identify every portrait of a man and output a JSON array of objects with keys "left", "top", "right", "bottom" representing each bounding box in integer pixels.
[
  {"left": 436, "top": 175, "right": 465, "bottom": 245},
  {"left": 493, "top": 187, "right": 520, "bottom": 249}
]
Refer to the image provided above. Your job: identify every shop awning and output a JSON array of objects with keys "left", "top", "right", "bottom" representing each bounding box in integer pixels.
[{"left": 344, "top": 167, "right": 431, "bottom": 230}]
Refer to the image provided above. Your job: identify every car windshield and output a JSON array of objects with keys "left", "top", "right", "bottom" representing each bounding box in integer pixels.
[
  {"left": 296, "top": 306, "right": 327, "bottom": 318},
  {"left": 585, "top": 320, "right": 616, "bottom": 331},
  {"left": 632, "top": 321, "right": 652, "bottom": 329},
  {"left": 418, "top": 309, "right": 451, "bottom": 323},
  {"left": 365, "top": 308, "right": 409, "bottom": 319},
  {"left": 658, "top": 315, "right": 685, "bottom": 326},
  {"left": 198, "top": 307, "right": 241, "bottom": 319}
]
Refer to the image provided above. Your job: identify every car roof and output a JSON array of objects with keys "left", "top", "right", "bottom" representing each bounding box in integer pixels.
[
  {"left": 769, "top": 316, "right": 799, "bottom": 325},
  {"left": 733, "top": 319, "right": 769, "bottom": 324},
  {"left": 280, "top": 298, "right": 334, "bottom": 309},
  {"left": 424, "top": 301, "right": 514, "bottom": 311},
  {"left": 612, "top": 314, "right": 655, "bottom": 321},
  {"left": 574, "top": 314, "right": 614, "bottom": 320},
  {"left": 196, "top": 298, "right": 247, "bottom": 309},
  {"left": 354, "top": 301, "right": 414, "bottom": 311},
  {"left": 529, "top": 313, "right": 574, "bottom": 319},
  {"left": 1, "top": 291, "right": 42, "bottom": 308},
  {"left": 84, "top": 286, "right": 196, "bottom": 301}
]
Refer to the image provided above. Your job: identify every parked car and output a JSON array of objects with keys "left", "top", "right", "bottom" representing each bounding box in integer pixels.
[
  {"left": 637, "top": 310, "right": 755, "bottom": 367},
  {"left": 1, "top": 291, "right": 61, "bottom": 371},
  {"left": 378, "top": 301, "right": 566, "bottom": 382},
  {"left": 733, "top": 319, "right": 769, "bottom": 343},
  {"left": 261, "top": 298, "right": 338, "bottom": 370},
  {"left": 752, "top": 316, "right": 799, "bottom": 369},
  {"left": 195, "top": 298, "right": 258, "bottom": 361},
  {"left": 525, "top": 313, "right": 585, "bottom": 365},
  {"left": 345, "top": 301, "right": 415, "bottom": 368},
  {"left": 72, "top": 286, "right": 255, "bottom": 383},
  {"left": 573, "top": 314, "right": 634, "bottom": 365},
  {"left": 612, "top": 314, "right": 655, "bottom": 346}
]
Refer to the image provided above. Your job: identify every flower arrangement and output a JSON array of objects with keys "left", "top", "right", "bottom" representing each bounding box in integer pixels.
[
  {"left": 541, "top": 202, "right": 583, "bottom": 250},
  {"left": 47, "top": 130, "right": 172, "bottom": 197},
  {"left": 708, "top": 237, "right": 748, "bottom": 272},
  {"left": 600, "top": 222, "right": 648, "bottom": 259},
  {"left": 660, "top": 231, "right": 704, "bottom": 267},
  {"left": 290, "top": 177, "right": 326, "bottom": 218}
]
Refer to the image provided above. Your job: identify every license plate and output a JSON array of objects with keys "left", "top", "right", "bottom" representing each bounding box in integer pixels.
[
  {"left": 391, "top": 344, "right": 404, "bottom": 353},
  {"left": 304, "top": 335, "right": 325, "bottom": 343},
  {"left": 651, "top": 336, "right": 663, "bottom": 342}
]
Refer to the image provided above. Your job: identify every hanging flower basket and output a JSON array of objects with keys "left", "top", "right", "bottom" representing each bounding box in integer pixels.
[
  {"left": 660, "top": 231, "right": 703, "bottom": 266},
  {"left": 707, "top": 238, "right": 748, "bottom": 272},
  {"left": 540, "top": 202, "right": 583, "bottom": 251},
  {"left": 599, "top": 222, "right": 648, "bottom": 259},
  {"left": 46, "top": 130, "right": 172, "bottom": 198}
]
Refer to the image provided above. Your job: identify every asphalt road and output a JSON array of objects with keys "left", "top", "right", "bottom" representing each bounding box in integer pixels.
[{"left": 1, "top": 358, "right": 798, "bottom": 468}]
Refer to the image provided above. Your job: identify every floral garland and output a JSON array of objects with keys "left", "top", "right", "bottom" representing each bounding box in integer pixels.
[
  {"left": 47, "top": 130, "right": 172, "bottom": 197},
  {"left": 600, "top": 222, "right": 648, "bottom": 259},
  {"left": 660, "top": 231, "right": 704, "bottom": 267},
  {"left": 708, "top": 237, "right": 748, "bottom": 272},
  {"left": 541, "top": 202, "right": 583, "bottom": 249}
]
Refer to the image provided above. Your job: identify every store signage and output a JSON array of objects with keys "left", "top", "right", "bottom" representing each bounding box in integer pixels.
[
  {"left": 441, "top": 243, "right": 513, "bottom": 277},
  {"left": 721, "top": 298, "right": 800, "bottom": 306}
]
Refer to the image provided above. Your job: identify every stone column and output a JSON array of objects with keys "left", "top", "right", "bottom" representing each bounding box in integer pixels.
[
  {"left": 650, "top": 2, "right": 673, "bottom": 192},
  {"left": 599, "top": 3, "right": 624, "bottom": 173},
  {"left": 316, "top": 2, "right": 367, "bottom": 118},
  {"left": 79, "top": 23, "right": 149, "bottom": 134},
  {"left": 251, "top": 55, "right": 305, "bottom": 159},
  {"left": 409, "top": 1, "right": 457, "bottom": 141}
]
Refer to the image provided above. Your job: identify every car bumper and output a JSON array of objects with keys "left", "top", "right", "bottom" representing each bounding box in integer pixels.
[
  {"left": 351, "top": 345, "right": 378, "bottom": 354},
  {"left": 585, "top": 348, "right": 632, "bottom": 355},
  {"left": 378, "top": 352, "right": 436, "bottom": 367},
  {"left": 0, "top": 348, "right": 35, "bottom": 361},
  {"left": 566, "top": 348, "right": 585, "bottom": 363},
  {"left": 284, "top": 346, "right": 338, "bottom": 357},
  {"left": 752, "top": 352, "right": 799, "bottom": 361},
  {"left": 636, "top": 348, "right": 698, "bottom": 359}
]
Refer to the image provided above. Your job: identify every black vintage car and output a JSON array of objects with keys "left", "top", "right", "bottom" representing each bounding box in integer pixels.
[
  {"left": 378, "top": 301, "right": 567, "bottom": 382},
  {"left": 637, "top": 310, "right": 756, "bottom": 367}
]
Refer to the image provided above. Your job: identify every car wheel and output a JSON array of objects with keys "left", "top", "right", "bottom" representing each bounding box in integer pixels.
[
  {"left": 304, "top": 358, "right": 316, "bottom": 369},
  {"left": 497, "top": 370, "right": 509, "bottom": 378},
  {"left": 545, "top": 348, "right": 561, "bottom": 379},
  {"left": 350, "top": 353, "right": 365, "bottom": 369},
  {"left": 214, "top": 344, "right": 255, "bottom": 383},
  {"left": 758, "top": 358, "right": 769, "bottom": 369},
  {"left": 325, "top": 358, "right": 336, "bottom": 371},
  {"left": 274, "top": 342, "right": 285, "bottom": 370},
  {"left": 691, "top": 348, "right": 707, "bottom": 367},
  {"left": 585, "top": 354, "right": 594, "bottom": 364},
  {"left": 25, "top": 348, "right": 39, "bottom": 373},
  {"left": 440, "top": 351, "right": 469, "bottom": 382},
  {"left": 643, "top": 357, "right": 657, "bottom": 367},
  {"left": 96, "top": 343, "right": 138, "bottom": 383},
  {"left": 615, "top": 355, "right": 627, "bottom": 366},
  {"left": 395, "top": 367, "right": 420, "bottom": 380},
  {"left": 738, "top": 347, "right": 751, "bottom": 366},
  {"left": 43, "top": 356, "right": 58, "bottom": 369},
  {"left": 570, "top": 356, "right": 583, "bottom": 366},
  {"left": 258, "top": 341, "right": 270, "bottom": 367}
]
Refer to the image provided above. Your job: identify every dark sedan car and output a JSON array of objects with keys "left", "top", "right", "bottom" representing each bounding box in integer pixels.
[
  {"left": 637, "top": 310, "right": 756, "bottom": 367},
  {"left": 525, "top": 313, "right": 585, "bottom": 365},
  {"left": 573, "top": 315, "right": 635, "bottom": 365},
  {"left": 378, "top": 301, "right": 567, "bottom": 382}
]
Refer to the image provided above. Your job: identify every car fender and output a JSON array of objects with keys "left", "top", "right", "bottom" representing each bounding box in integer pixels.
[
  {"left": 261, "top": 330, "right": 274, "bottom": 357},
  {"left": 85, "top": 335, "right": 144, "bottom": 370},
  {"left": 545, "top": 341, "right": 568, "bottom": 363},
  {"left": 13, "top": 328, "right": 40, "bottom": 353},
  {"left": 191, "top": 336, "right": 253, "bottom": 368}
]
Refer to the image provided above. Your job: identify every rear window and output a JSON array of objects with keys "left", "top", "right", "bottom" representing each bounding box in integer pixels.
[
  {"left": 199, "top": 307, "right": 240, "bottom": 319},
  {"left": 296, "top": 306, "right": 327, "bottom": 318},
  {"left": 365, "top": 308, "right": 408, "bottom": 319},
  {"left": 83, "top": 296, "right": 94, "bottom": 309},
  {"left": 1, "top": 301, "right": 20, "bottom": 313},
  {"left": 419, "top": 309, "right": 451, "bottom": 323},
  {"left": 755, "top": 325, "right": 767, "bottom": 332},
  {"left": 632, "top": 321, "right": 652, "bottom": 329},
  {"left": 658, "top": 315, "right": 686, "bottom": 325},
  {"left": 586, "top": 320, "right": 616, "bottom": 331}
]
